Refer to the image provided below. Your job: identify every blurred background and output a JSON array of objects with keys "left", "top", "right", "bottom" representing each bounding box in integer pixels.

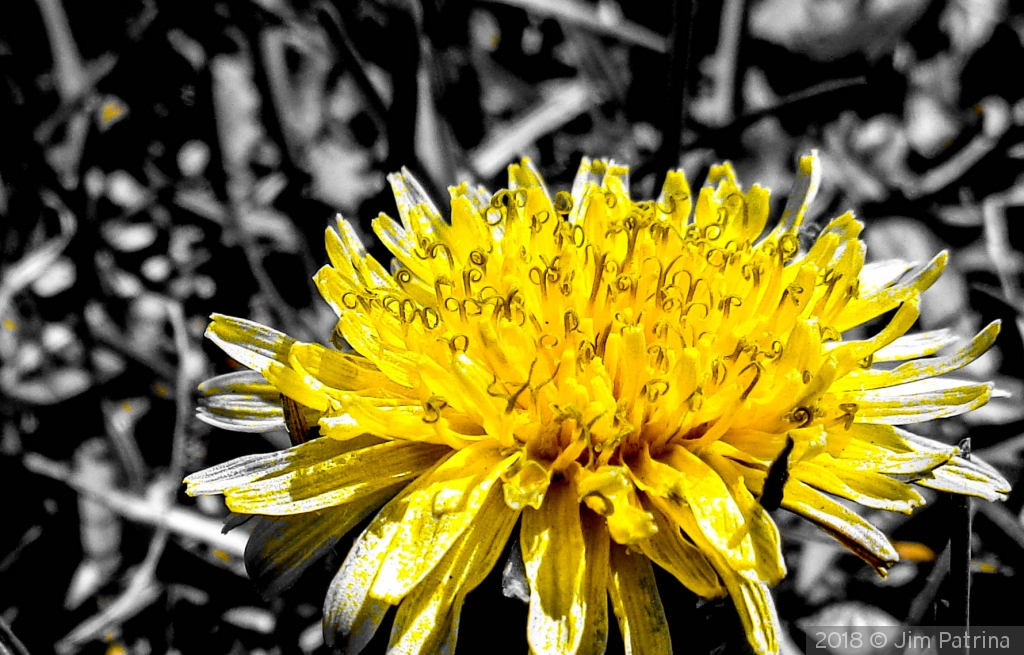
[{"left": 1, "top": 0, "right": 1023, "bottom": 653}]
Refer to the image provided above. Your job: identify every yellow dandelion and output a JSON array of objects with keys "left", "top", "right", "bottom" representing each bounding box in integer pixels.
[{"left": 185, "top": 153, "right": 1010, "bottom": 655}]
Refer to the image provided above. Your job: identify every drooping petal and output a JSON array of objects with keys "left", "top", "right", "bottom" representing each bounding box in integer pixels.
[
  {"left": 245, "top": 482, "right": 397, "bottom": 599},
  {"left": 635, "top": 500, "right": 725, "bottom": 599},
  {"left": 369, "top": 442, "right": 519, "bottom": 604},
  {"left": 721, "top": 574, "right": 780, "bottom": 655},
  {"left": 645, "top": 480, "right": 781, "bottom": 655},
  {"left": 781, "top": 479, "right": 898, "bottom": 575},
  {"left": 578, "top": 511, "right": 611, "bottom": 655},
  {"left": 323, "top": 456, "right": 450, "bottom": 653},
  {"left": 608, "top": 542, "right": 673, "bottom": 655},
  {"left": 631, "top": 445, "right": 761, "bottom": 578},
  {"left": 522, "top": 479, "right": 610, "bottom": 655},
  {"left": 703, "top": 452, "right": 787, "bottom": 585},
  {"left": 387, "top": 484, "right": 519, "bottom": 655},
  {"left": 912, "top": 455, "right": 1011, "bottom": 501},
  {"left": 186, "top": 437, "right": 449, "bottom": 515}
]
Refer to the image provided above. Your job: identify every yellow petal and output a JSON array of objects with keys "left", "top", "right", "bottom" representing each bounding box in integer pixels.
[
  {"left": 522, "top": 479, "right": 609, "bottom": 655},
  {"left": 337, "top": 311, "right": 421, "bottom": 389},
  {"left": 503, "top": 458, "right": 551, "bottom": 510},
  {"left": 387, "top": 484, "right": 519, "bottom": 655},
  {"left": 656, "top": 169, "right": 693, "bottom": 230},
  {"left": 198, "top": 370, "right": 279, "bottom": 398},
  {"left": 229, "top": 440, "right": 446, "bottom": 515},
  {"left": 246, "top": 483, "right": 397, "bottom": 598},
  {"left": 843, "top": 423, "right": 946, "bottom": 455},
  {"left": 186, "top": 434, "right": 377, "bottom": 494},
  {"left": 389, "top": 169, "right": 448, "bottom": 240},
  {"left": 372, "top": 213, "right": 434, "bottom": 284},
  {"left": 608, "top": 542, "right": 673, "bottom": 655},
  {"left": 288, "top": 342, "right": 412, "bottom": 394},
  {"left": 767, "top": 151, "right": 821, "bottom": 239},
  {"left": 791, "top": 458, "right": 924, "bottom": 513},
  {"left": 829, "top": 300, "right": 920, "bottom": 376},
  {"left": 830, "top": 437, "right": 952, "bottom": 475},
  {"left": 635, "top": 500, "right": 725, "bottom": 599},
  {"left": 872, "top": 328, "right": 960, "bottom": 362},
  {"left": 803, "top": 212, "right": 863, "bottom": 268},
  {"left": 318, "top": 394, "right": 483, "bottom": 450},
  {"left": 646, "top": 483, "right": 781, "bottom": 655},
  {"left": 781, "top": 479, "right": 898, "bottom": 575},
  {"left": 831, "top": 321, "right": 1000, "bottom": 392},
  {"left": 721, "top": 574, "right": 780, "bottom": 655},
  {"left": 704, "top": 452, "right": 786, "bottom": 584},
  {"left": 510, "top": 157, "right": 552, "bottom": 194},
  {"left": 575, "top": 466, "right": 657, "bottom": 545},
  {"left": 197, "top": 371, "right": 285, "bottom": 432},
  {"left": 836, "top": 252, "right": 946, "bottom": 331},
  {"left": 417, "top": 355, "right": 505, "bottom": 437},
  {"left": 323, "top": 457, "right": 449, "bottom": 652},
  {"left": 858, "top": 259, "right": 916, "bottom": 295},
  {"left": 836, "top": 379, "right": 992, "bottom": 425},
  {"left": 914, "top": 455, "right": 1010, "bottom": 501},
  {"left": 262, "top": 360, "right": 332, "bottom": 412},
  {"left": 369, "top": 442, "right": 518, "bottom": 604},
  {"left": 206, "top": 313, "right": 295, "bottom": 365},
  {"left": 631, "top": 445, "right": 758, "bottom": 576}
]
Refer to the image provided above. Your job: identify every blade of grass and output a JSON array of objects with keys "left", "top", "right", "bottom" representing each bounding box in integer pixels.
[
  {"left": 907, "top": 543, "right": 950, "bottom": 626},
  {"left": 702, "top": 0, "right": 748, "bottom": 127},
  {"left": 0, "top": 616, "right": 32, "bottom": 655},
  {"left": 471, "top": 80, "right": 597, "bottom": 178}
]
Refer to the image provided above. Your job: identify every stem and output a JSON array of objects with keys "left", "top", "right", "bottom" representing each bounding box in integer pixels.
[
  {"left": 653, "top": 0, "right": 695, "bottom": 191},
  {"left": 949, "top": 438, "right": 972, "bottom": 636}
]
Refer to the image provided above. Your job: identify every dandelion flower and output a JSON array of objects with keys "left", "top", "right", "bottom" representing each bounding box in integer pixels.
[{"left": 186, "top": 153, "right": 1010, "bottom": 655}]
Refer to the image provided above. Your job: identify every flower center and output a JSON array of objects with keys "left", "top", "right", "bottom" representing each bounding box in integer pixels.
[{"left": 343, "top": 163, "right": 863, "bottom": 476}]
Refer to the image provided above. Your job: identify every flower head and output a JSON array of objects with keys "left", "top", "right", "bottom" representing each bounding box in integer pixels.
[{"left": 186, "top": 154, "right": 1010, "bottom": 655}]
